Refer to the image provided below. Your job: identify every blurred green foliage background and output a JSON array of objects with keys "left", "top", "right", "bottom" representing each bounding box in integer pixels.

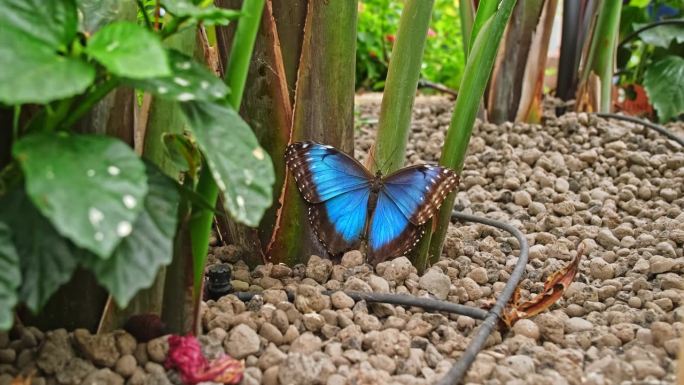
[{"left": 356, "top": 0, "right": 465, "bottom": 91}]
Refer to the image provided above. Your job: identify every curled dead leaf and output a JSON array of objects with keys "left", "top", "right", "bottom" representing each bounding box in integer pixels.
[{"left": 501, "top": 241, "right": 586, "bottom": 327}]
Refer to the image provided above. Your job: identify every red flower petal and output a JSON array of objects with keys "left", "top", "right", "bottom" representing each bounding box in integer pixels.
[{"left": 165, "top": 335, "right": 243, "bottom": 385}]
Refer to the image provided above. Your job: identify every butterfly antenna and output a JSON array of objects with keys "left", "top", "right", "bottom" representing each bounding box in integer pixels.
[{"left": 378, "top": 143, "right": 402, "bottom": 175}]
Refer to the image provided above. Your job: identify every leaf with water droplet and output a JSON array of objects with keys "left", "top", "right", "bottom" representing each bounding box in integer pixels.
[
  {"left": 161, "top": 0, "right": 241, "bottom": 26},
  {"left": 123, "top": 50, "right": 229, "bottom": 102},
  {"left": 180, "top": 101, "right": 274, "bottom": 227},
  {"left": 85, "top": 21, "right": 170, "bottom": 79},
  {"left": 13, "top": 132, "right": 148, "bottom": 259},
  {"left": 81, "top": 162, "right": 179, "bottom": 307}
]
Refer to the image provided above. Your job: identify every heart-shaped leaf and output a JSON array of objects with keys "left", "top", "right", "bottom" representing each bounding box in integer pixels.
[
  {"left": 0, "top": 222, "right": 21, "bottom": 330},
  {"left": 86, "top": 21, "right": 170, "bottom": 79},
  {"left": 181, "top": 101, "right": 275, "bottom": 227},
  {"left": 82, "top": 163, "right": 179, "bottom": 307},
  {"left": 0, "top": 0, "right": 95, "bottom": 104},
  {"left": 0, "top": 0, "right": 78, "bottom": 48},
  {"left": 644, "top": 55, "right": 684, "bottom": 122},
  {"left": 0, "top": 188, "right": 86, "bottom": 312},
  {"left": 13, "top": 133, "right": 148, "bottom": 259},
  {"left": 77, "top": 0, "right": 121, "bottom": 34},
  {"left": 162, "top": 0, "right": 241, "bottom": 26},
  {"left": 124, "top": 50, "right": 229, "bottom": 102}
]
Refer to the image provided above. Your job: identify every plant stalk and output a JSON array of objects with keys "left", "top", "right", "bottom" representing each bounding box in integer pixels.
[
  {"left": 426, "top": 0, "right": 518, "bottom": 264},
  {"left": 188, "top": 0, "right": 265, "bottom": 302},
  {"left": 578, "top": 0, "right": 621, "bottom": 113},
  {"left": 371, "top": 0, "right": 435, "bottom": 175},
  {"left": 468, "top": 0, "right": 498, "bottom": 55},
  {"left": 459, "top": 0, "right": 475, "bottom": 58}
]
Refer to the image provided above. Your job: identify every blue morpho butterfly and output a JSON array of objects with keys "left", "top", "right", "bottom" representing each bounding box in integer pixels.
[{"left": 285, "top": 141, "right": 459, "bottom": 264}]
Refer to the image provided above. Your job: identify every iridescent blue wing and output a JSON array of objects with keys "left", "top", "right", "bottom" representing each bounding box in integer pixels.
[
  {"left": 309, "top": 188, "right": 370, "bottom": 255},
  {"left": 285, "top": 141, "right": 372, "bottom": 255},
  {"left": 368, "top": 165, "right": 459, "bottom": 263},
  {"left": 367, "top": 191, "right": 424, "bottom": 265},
  {"left": 382, "top": 165, "right": 459, "bottom": 225},
  {"left": 285, "top": 141, "right": 372, "bottom": 203}
]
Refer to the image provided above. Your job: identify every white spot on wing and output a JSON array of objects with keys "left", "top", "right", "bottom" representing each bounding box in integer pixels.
[
  {"left": 87, "top": 169, "right": 96, "bottom": 177},
  {"left": 94, "top": 232, "right": 104, "bottom": 241}
]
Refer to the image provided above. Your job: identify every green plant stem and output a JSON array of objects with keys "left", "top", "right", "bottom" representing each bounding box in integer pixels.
[
  {"left": 224, "top": 0, "right": 265, "bottom": 109},
  {"left": 44, "top": 99, "right": 74, "bottom": 132},
  {"left": 12, "top": 106, "right": 20, "bottom": 139},
  {"left": 468, "top": 0, "right": 498, "bottom": 55},
  {"left": 580, "top": 0, "right": 622, "bottom": 113},
  {"left": 372, "top": 0, "right": 435, "bottom": 175},
  {"left": 60, "top": 78, "right": 120, "bottom": 130},
  {"left": 188, "top": 0, "right": 265, "bottom": 301},
  {"left": 136, "top": 0, "right": 153, "bottom": 30},
  {"left": 426, "top": 0, "right": 518, "bottom": 264},
  {"left": 459, "top": 0, "right": 475, "bottom": 58}
]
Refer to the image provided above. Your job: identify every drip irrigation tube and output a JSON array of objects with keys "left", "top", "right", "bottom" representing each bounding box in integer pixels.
[
  {"left": 233, "top": 209, "right": 530, "bottom": 385},
  {"left": 595, "top": 112, "right": 684, "bottom": 148}
]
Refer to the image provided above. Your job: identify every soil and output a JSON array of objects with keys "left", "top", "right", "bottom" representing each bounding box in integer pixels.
[{"left": 1, "top": 94, "right": 682, "bottom": 385}]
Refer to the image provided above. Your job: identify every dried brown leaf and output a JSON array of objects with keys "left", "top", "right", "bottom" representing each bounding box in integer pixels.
[{"left": 502, "top": 241, "right": 586, "bottom": 327}]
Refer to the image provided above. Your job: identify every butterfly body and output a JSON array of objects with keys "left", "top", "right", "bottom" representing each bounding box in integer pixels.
[{"left": 286, "top": 141, "right": 459, "bottom": 264}]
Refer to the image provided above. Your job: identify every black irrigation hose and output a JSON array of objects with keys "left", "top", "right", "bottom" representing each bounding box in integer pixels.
[
  {"left": 233, "top": 210, "right": 530, "bottom": 385},
  {"left": 618, "top": 19, "right": 684, "bottom": 48},
  {"left": 435, "top": 211, "right": 529, "bottom": 385},
  {"left": 324, "top": 291, "right": 488, "bottom": 320},
  {"left": 595, "top": 112, "right": 684, "bottom": 147}
]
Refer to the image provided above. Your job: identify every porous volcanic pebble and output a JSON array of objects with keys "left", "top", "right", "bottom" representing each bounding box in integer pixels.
[
  {"left": 224, "top": 324, "right": 260, "bottom": 359},
  {"left": 418, "top": 268, "right": 451, "bottom": 300}
]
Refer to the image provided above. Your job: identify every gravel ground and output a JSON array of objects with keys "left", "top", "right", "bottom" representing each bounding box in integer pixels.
[{"left": 1, "top": 94, "right": 682, "bottom": 385}]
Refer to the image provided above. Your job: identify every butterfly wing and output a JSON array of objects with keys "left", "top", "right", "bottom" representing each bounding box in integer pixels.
[
  {"left": 367, "top": 165, "right": 459, "bottom": 263},
  {"left": 309, "top": 188, "right": 370, "bottom": 255},
  {"left": 382, "top": 165, "right": 459, "bottom": 225},
  {"left": 285, "top": 141, "right": 373, "bottom": 255},
  {"left": 367, "top": 190, "right": 424, "bottom": 265},
  {"left": 285, "top": 141, "right": 372, "bottom": 203}
]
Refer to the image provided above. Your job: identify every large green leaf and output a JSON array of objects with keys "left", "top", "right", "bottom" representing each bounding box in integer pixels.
[
  {"left": 77, "top": 0, "right": 122, "bottom": 34},
  {"left": 13, "top": 133, "right": 148, "bottom": 259},
  {"left": 0, "top": 0, "right": 78, "bottom": 48},
  {"left": 181, "top": 101, "right": 274, "bottom": 227},
  {"left": 0, "top": 0, "right": 95, "bottom": 104},
  {"left": 644, "top": 55, "right": 684, "bottom": 122},
  {"left": 162, "top": 0, "right": 241, "bottom": 26},
  {"left": 0, "top": 222, "right": 21, "bottom": 330},
  {"left": 636, "top": 23, "right": 684, "bottom": 48},
  {"left": 0, "top": 188, "right": 85, "bottom": 313},
  {"left": 86, "top": 21, "right": 171, "bottom": 79},
  {"left": 0, "top": 37, "right": 96, "bottom": 104},
  {"left": 82, "top": 163, "right": 179, "bottom": 307},
  {"left": 124, "top": 49, "right": 229, "bottom": 102}
]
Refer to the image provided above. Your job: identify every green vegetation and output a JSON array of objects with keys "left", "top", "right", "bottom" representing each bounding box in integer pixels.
[
  {"left": 0, "top": 0, "right": 272, "bottom": 331},
  {"left": 617, "top": 1, "right": 684, "bottom": 121},
  {"left": 356, "top": 0, "right": 465, "bottom": 91}
]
